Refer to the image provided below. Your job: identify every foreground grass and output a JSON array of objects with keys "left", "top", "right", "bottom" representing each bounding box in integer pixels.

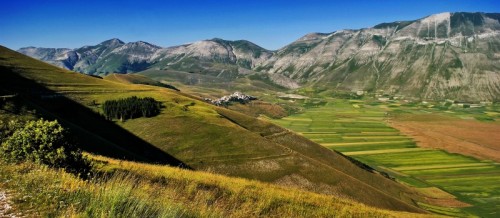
[{"left": 0, "top": 155, "right": 430, "bottom": 218}]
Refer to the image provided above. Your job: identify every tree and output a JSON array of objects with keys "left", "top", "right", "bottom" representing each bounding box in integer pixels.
[
  {"left": 1, "top": 119, "right": 91, "bottom": 176},
  {"left": 102, "top": 96, "right": 162, "bottom": 121}
]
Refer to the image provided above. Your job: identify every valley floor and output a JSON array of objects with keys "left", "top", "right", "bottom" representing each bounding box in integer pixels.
[{"left": 268, "top": 100, "right": 500, "bottom": 217}]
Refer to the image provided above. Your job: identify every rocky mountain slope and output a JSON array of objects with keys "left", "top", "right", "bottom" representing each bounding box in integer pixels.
[
  {"left": 259, "top": 12, "right": 500, "bottom": 101},
  {"left": 19, "top": 38, "right": 160, "bottom": 74},
  {"left": 19, "top": 38, "right": 271, "bottom": 76},
  {"left": 18, "top": 12, "right": 500, "bottom": 101}
]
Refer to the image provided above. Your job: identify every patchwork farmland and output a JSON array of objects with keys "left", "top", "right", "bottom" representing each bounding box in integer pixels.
[{"left": 270, "top": 100, "right": 500, "bottom": 217}]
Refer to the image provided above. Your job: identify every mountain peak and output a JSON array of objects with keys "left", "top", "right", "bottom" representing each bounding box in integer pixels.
[
  {"left": 208, "top": 38, "right": 231, "bottom": 44},
  {"left": 296, "top": 33, "right": 330, "bottom": 42},
  {"left": 100, "top": 38, "right": 125, "bottom": 46},
  {"left": 373, "top": 21, "right": 414, "bottom": 30},
  {"left": 18, "top": 46, "right": 37, "bottom": 50},
  {"left": 419, "top": 12, "right": 451, "bottom": 25},
  {"left": 128, "top": 41, "right": 160, "bottom": 48}
]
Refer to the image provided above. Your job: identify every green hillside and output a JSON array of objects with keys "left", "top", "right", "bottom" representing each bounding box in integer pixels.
[
  {"left": 0, "top": 46, "right": 430, "bottom": 213},
  {"left": 103, "top": 73, "right": 179, "bottom": 91}
]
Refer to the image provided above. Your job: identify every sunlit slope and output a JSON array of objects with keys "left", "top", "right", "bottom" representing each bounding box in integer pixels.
[
  {"left": 0, "top": 155, "right": 433, "bottom": 218},
  {"left": 0, "top": 46, "right": 426, "bottom": 213},
  {"left": 90, "top": 155, "right": 432, "bottom": 217},
  {"left": 103, "top": 73, "right": 164, "bottom": 85}
]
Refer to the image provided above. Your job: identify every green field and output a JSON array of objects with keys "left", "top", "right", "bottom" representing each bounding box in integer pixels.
[{"left": 270, "top": 100, "right": 500, "bottom": 217}]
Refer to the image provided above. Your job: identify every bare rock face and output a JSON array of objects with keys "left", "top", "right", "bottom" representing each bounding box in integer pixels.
[{"left": 18, "top": 12, "right": 500, "bottom": 101}]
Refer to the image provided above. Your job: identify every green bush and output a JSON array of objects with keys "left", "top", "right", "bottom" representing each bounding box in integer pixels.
[
  {"left": 0, "top": 119, "right": 91, "bottom": 176},
  {"left": 0, "top": 119, "right": 24, "bottom": 144}
]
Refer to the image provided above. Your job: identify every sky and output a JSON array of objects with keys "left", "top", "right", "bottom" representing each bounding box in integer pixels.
[{"left": 1, "top": 0, "right": 499, "bottom": 50}]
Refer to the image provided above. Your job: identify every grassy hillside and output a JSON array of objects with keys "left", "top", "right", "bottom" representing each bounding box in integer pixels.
[
  {"left": 0, "top": 155, "right": 431, "bottom": 217},
  {"left": 136, "top": 69, "right": 294, "bottom": 118},
  {"left": 138, "top": 69, "right": 287, "bottom": 97},
  {"left": 103, "top": 73, "right": 179, "bottom": 91},
  {"left": 0, "top": 45, "right": 428, "bottom": 213}
]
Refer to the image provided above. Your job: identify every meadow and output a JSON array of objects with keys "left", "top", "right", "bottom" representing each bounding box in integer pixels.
[{"left": 269, "top": 99, "right": 500, "bottom": 217}]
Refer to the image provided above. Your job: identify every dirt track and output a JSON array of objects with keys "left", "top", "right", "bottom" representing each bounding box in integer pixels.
[
  {"left": 388, "top": 119, "right": 500, "bottom": 162},
  {"left": 0, "top": 190, "right": 18, "bottom": 218}
]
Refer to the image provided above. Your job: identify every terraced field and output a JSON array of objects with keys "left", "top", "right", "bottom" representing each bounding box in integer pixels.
[{"left": 270, "top": 100, "right": 500, "bottom": 217}]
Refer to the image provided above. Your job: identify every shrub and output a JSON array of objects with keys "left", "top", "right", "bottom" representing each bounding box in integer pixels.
[
  {"left": 102, "top": 96, "right": 162, "bottom": 121},
  {"left": 0, "top": 119, "right": 91, "bottom": 176},
  {"left": 0, "top": 119, "right": 24, "bottom": 144}
]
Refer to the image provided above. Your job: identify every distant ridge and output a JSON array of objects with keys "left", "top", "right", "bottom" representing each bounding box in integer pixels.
[{"left": 17, "top": 12, "right": 500, "bottom": 101}]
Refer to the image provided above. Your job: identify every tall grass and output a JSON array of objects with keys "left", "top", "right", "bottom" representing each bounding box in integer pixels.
[
  {"left": 0, "top": 157, "right": 429, "bottom": 217},
  {"left": 0, "top": 161, "right": 193, "bottom": 217}
]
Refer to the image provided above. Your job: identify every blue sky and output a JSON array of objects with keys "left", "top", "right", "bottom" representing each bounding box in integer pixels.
[{"left": 1, "top": 0, "right": 499, "bottom": 50}]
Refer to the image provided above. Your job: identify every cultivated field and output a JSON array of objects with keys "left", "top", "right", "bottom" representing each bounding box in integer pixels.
[
  {"left": 270, "top": 100, "right": 500, "bottom": 217},
  {"left": 389, "top": 118, "right": 500, "bottom": 162}
]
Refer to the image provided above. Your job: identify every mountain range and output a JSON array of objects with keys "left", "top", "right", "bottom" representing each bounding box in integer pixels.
[{"left": 18, "top": 12, "right": 500, "bottom": 101}]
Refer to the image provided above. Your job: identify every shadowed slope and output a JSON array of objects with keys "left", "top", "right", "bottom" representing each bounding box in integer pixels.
[{"left": 0, "top": 47, "right": 187, "bottom": 166}]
